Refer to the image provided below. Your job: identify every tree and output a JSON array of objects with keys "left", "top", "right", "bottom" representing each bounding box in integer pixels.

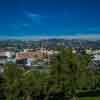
[
  {"left": 3, "top": 64, "right": 25, "bottom": 100},
  {"left": 47, "top": 48, "right": 91, "bottom": 100},
  {"left": 1, "top": 48, "right": 93, "bottom": 100},
  {"left": 2, "top": 64, "right": 49, "bottom": 100},
  {"left": 22, "top": 70, "right": 48, "bottom": 100}
]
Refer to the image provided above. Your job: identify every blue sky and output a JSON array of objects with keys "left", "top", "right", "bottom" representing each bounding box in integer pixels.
[{"left": 0, "top": 0, "right": 100, "bottom": 37}]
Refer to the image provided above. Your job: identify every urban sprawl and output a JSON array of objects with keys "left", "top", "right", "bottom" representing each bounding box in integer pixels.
[{"left": 0, "top": 39, "right": 100, "bottom": 73}]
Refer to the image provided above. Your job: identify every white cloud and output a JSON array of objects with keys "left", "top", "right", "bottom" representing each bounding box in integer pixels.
[
  {"left": 26, "top": 11, "right": 45, "bottom": 24},
  {"left": 27, "top": 12, "right": 41, "bottom": 20},
  {"left": 28, "top": 12, "right": 40, "bottom": 17}
]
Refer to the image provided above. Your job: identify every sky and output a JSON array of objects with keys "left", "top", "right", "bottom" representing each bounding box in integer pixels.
[{"left": 0, "top": 0, "right": 100, "bottom": 37}]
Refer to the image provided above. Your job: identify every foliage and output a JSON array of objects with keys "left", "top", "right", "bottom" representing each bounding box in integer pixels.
[
  {"left": 0, "top": 48, "right": 100, "bottom": 100},
  {"left": 46, "top": 48, "right": 92, "bottom": 100},
  {"left": 80, "top": 96, "right": 100, "bottom": 100}
]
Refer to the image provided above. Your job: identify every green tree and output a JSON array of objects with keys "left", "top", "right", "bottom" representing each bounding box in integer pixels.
[
  {"left": 47, "top": 48, "right": 91, "bottom": 100},
  {"left": 3, "top": 64, "right": 25, "bottom": 100},
  {"left": 22, "top": 70, "right": 48, "bottom": 100}
]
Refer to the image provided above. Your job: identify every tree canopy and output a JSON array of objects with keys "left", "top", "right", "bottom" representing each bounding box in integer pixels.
[{"left": 0, "top": 48, "right": 99, "bottom": 100}]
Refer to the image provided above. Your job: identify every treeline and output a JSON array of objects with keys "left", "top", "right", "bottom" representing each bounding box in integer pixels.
[{"left": 0, "top": 48, "right": 100, "bottom": 100}]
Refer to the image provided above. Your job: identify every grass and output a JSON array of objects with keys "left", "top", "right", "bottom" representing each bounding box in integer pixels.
[{"left": 80, "top": 96, "right": 100, "bottom": 100}]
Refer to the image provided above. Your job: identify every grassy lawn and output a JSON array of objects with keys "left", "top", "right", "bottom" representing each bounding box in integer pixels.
[{"left": 80, "top": 97, "right": 100, "bottom": 100}]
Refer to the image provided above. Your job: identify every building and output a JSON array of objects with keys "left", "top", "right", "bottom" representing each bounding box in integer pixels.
[
  {"left": 93, "top": 54, "right": 100, "bottom": 61},
  {"left": 16, "top": 51, "right": 43, "bottom": 66},
  {"left": 16, "top": 48, "right": 58, "bottom": 67},
  {"left": 0, "top": 49, "right": 15, "bottom": 65}
]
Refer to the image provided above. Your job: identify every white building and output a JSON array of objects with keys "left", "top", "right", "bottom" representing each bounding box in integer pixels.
[
  {"left": 0, "top": 51, "right": 15, "bottom": 65},
  {"left": 93, "top": 54, "right": 100, "bottom": 61}
]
